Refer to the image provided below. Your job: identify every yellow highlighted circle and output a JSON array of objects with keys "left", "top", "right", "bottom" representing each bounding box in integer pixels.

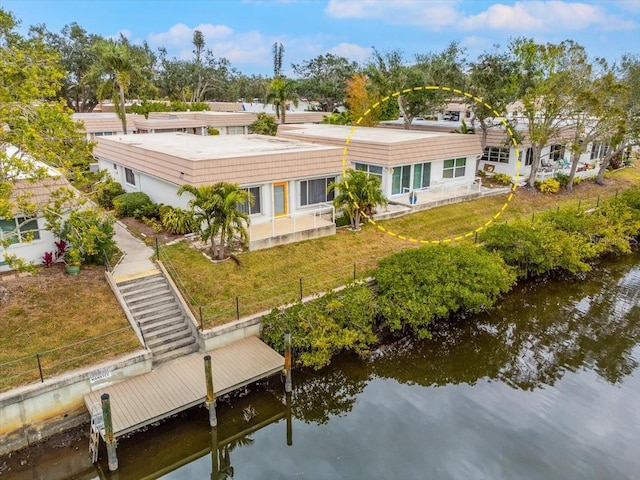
[{"left": 341, "top": 85, "right": 520, "bottom": 244}]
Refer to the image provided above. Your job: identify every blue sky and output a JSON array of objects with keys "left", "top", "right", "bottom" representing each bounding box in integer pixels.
[{"left": 3, "top": 0, "right": 639, "bottom": 75}]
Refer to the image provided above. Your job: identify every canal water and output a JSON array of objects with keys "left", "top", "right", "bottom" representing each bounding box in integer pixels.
[{"left": 3, "top": 253, "right": 639, "bottom": 479}]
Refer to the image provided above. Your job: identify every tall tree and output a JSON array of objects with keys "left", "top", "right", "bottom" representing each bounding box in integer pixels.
[
  {"left": 266, "top": 42, "right": 298, "bottom": 124},
  {"left": 596, "top": 54, "right": 640, "bottom": 185},
  {"left": 467, "top": 47, "right": 520, "bottom": 165},
  {"left": 344, "top": 73, "right": 379, "bottom": 126},
  {"left": 511, "top": 39, "right": 589, "bottom": 188},
  {"left": 1, "top": 9, "right": 93, "bottom": 270},
  {"left": 35, "top": 22, "right": 102, "bottom": 112},
  {"left": 403, "top": 41, "right": 467, "bottom": 129},
  {"left": 292, "top": 54, "right": 358, "bottom": 112},
  {"left": 88, "top": 37, "right": 154, "bottom": 134}
]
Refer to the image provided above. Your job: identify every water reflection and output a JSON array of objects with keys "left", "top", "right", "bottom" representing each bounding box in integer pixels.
[
  {"left": 370, "top": 254, "right": 640, "bottom": 392},
  {"left": 5, "top": 254, "right": 640, "bottom": 479}
]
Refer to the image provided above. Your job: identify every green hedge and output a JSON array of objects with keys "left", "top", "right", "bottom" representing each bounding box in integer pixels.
[{"left": 113, "top": 192, "right": 152, "bottom": 218}]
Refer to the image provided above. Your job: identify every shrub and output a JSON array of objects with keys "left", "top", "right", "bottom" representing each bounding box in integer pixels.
[
  {"left": 142, "top": 217, "right": 163, "bottom": 233},
  {"left": 555, "top": 173, "right": 570, "bottom": 187},
  {"left": 113, "top": 192, "right": 152, "bottom": 217},
  {"left": 92, "top": 176, "right": 125, "bottom": 209},
  {"left": 480, "top": 219, "right": 593, "bottom": 277},
  {"left": 207, "top": 127, "right": 220, "bottom": 135},
  {"left": 375, "top": 245, "right": 516, "bottom": 339},
  {"left": 133, "top": 202, "right": 161, "bottom": 220},
  {"left": 261, "top": 285, "right": 379, "bottom": 370},
  {"left": 491, "top": 173, "right": 512, "bottom": 186},
  {"left": 536, "top": 178, "right": 561, "bottom": 193},
  {"left": 160, "top": 207, "right": 198, "bottom": 235}
]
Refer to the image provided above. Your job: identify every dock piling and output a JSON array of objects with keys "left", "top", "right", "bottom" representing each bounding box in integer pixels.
[
  {"left": 101, "top": 393, "right": 119, "bottom": 472},
  {"left": 284, "top": 330, "right": 292, "bottom": 393},
  {"left": 286, "top": 391, "right": 293, "bottom": 446},
  {"left": 204, "top": 355, "right": 217, "bottom": 427}
]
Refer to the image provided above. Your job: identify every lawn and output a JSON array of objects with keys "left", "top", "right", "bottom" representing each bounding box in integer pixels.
[
  {"left": 0, "top": 263, "right": 140, "bottom": 392},
  {"left": 160, "top": 163, "right": 640, "bottom": 328}
]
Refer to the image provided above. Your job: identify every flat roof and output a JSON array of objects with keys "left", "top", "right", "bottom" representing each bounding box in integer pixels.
[
  {"left": 97, "top": 132, "right": 339, "bottom": 160},
  {"left": 280, "top": 123, "right": 450, "bottom": 143}
]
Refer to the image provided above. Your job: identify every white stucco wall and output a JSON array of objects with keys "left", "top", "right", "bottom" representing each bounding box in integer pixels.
[{"left": 1, "top": 217, "right": 61, "bottom": 272}]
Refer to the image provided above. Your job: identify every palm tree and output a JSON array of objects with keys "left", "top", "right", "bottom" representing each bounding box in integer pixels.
[
  {"left": 178, "top": 182, "right": 252, "bottom": 259},
  {"left": 177, "top": 184, "right": 221, "bottom": 255},
  {"left": 211, "top": 182, "right": 251, "bottom": 260},
  {"left": 266, "top": 77, "right": 298, "bottom": 125},
  {"left": 266, "top": 42, "right": 298, "bottom": 125},
  {"left": 89, "top": 39, "right": 143, "bottom": 134},
  {"left": 329, "top": 169, "right": 388, "bottom": 231}
]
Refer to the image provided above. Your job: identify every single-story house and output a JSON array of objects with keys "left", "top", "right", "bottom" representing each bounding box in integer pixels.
[
  {"left": 1, "top": 147, "right": 74, "bottom": 272},
  {"left": 132, "top": 116, "right": 208, "bottom": 136},
  {"left": 73, "top": 112, "right": 141, "bottom": 140},
  {"left": 147, "top": 111, "right": 257, "bottom": 135},
  {"left": 93, "top": 124, "right": 486, "bottom": 249},
  {"left": 93, "top": 133, "right": 344, "bottom": 250},
  {"left": 278, "top": 124, "right": 483, "bottom": 207}
]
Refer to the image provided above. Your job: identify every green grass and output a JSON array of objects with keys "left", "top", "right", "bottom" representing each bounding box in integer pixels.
[
  {"left": 0, "top": 264, "right": 140, "bottom": 392},
  {"left": 161, "top": 164, "right": 640, "bottom": 328}
]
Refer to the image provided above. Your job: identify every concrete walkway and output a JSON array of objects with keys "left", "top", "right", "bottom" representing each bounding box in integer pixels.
[{"left": 112, "top": 221, "right": 159, "bottom": 282}]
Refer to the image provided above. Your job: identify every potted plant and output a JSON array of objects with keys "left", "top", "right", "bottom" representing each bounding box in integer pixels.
[{"left": 64, "top": 247, "right": 83, "bottom": 275}]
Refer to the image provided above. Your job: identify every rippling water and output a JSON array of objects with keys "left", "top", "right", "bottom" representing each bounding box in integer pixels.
[{"left": 4, "top": 254, "right": 640, "bottom": 480}]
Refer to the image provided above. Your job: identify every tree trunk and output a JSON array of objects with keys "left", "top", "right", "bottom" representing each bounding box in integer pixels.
[
  {"left": 281, "top": 103, "right": 286, "bottom": 125},
  {"left": 527, "top": 144, "right": 543, "bottom": 188},
  {"left": 566, "top": 151, "right": 580, "bottom": 191},
  {"left": 595, "top": 142, "right": 637, "bottom": 185},
  {"left": 118, "top": 85, "right": 127, "bottom": 134}
]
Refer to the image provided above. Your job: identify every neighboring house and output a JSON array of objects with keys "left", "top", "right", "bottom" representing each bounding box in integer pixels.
[
  {"left": 73, "top": 112, "right": 140, "bottom": 140},
  {"left": 278, "top": 124, "right": 482, "bottom": 204},
  {"left": 93, "top": 133, "right": 344, "bottom": 250},
  {"left": 1, "top": 147, "right": 73, "bottom": 272},
  {"left": 382, "top": 119, "right": 603, "bottom": 182},
  {"left": 148, "top": 111, "right": 257, "bottom": 135},
  {"left": 132, "top": 116, "right": 208, "bottom": 136}
]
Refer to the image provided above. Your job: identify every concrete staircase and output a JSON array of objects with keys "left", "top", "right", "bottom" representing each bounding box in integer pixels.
[{"left": 117, "top": 273, "right": 198, "bottom": 365}]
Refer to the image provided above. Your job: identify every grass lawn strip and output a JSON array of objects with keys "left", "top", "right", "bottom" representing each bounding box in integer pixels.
[
  {"left": 0, "top": 264, "right": 140, "bottom": 392},
  {"left": 162, "top": 166, "right": 640, "bottom": 328}
]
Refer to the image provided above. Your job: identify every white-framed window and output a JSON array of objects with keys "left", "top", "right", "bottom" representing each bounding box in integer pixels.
[
  {"left": 443, "top": 158, "right": 466, "bottom": 178},
  {"left": 481, "top": 146, "right": 510, "bottom": 163},
  {"left": 354, "top": 163, "right": 383, "bottom": 182},
  {"left": 125, "top": 167, "right": 136, "bottom": 186},
  {"left": 0, "top": 217, "right": 41, "bottom": 245},
  {"left": 412, "top": 162, "right": 431, "bottom": 190},
  {"left": 228, "top": 126, "right": 244, "bottom": 135},
  {"left": 300, "top": 177, "right": 336, "bottom": 206},
  {"left": 391, "top": 165, "right": 411, "bottom": 195},
  {"left": 239, "top": 186, "right": 261, "bottom": 215},
  {"left": 522, "top": 148, "right": 533, "bottom": 166},
  {"left": 549, "top": 144, "right": 565, "bottom": 162},
  {"left": 590, "top": 142, "right": 610, "bottom": 160}
]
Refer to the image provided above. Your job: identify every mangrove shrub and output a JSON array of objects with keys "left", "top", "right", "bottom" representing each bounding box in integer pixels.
[
  {"left": 261, "top": 285, "right": 378, "bottom": 370},
  {"left": 375, "top": 245, "right": 516, "bottom": 339}
]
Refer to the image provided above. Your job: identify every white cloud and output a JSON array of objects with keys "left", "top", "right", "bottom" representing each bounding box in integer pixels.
[
  {"left": 325, "top": 0, "right": 462, "bottom": 28},
  {"left": 325, "top": 0, "right": 637, "bottom": 32},
  {"left": 148, "top": 23, "right": 234, "bottom": 51},
  {"left": 328, "top": 42, "right": 372, "bottom": 63},
  {"left": 460, "top": 1, "right": 636, "bottom": 32}
]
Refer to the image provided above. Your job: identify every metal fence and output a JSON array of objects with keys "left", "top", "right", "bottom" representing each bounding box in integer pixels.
[
  {"left": 0, "top": 326, "right": 137, "bottom": 393},
  {"left": 156, "top": 189, "right": 629, "bottom": 330}
]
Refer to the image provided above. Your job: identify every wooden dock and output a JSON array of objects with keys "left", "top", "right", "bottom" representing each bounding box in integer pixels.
[{"left": 83, "top": 336, "right": 284, "bottom": 437}]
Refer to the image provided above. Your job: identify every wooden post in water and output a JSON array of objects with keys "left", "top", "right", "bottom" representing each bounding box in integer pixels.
[
  {"left": 210, "top": 425, "right": 219, "bottom": 480},
  {"left": 101, "top": 393, "right": 118, "bottom": 472},
  {"left": 284, "top": 330, "right": 292, "bottom": 393},
  {"left": 204, "top": 355, "right": 217, "bottom": 427},
  {"left": 286, "top": 391, "right": 293, "bottom": 446}
]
